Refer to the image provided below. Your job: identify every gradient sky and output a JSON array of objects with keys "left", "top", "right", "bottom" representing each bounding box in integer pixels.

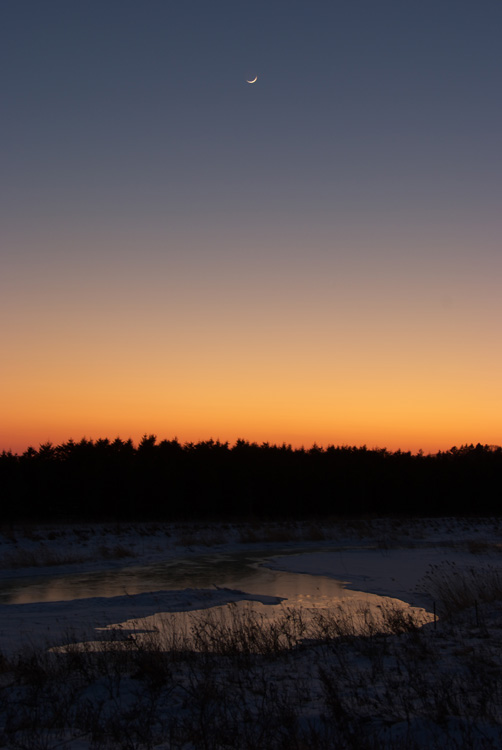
[{"left": 2, "top": 0, "right": 502, "bottom": 454}]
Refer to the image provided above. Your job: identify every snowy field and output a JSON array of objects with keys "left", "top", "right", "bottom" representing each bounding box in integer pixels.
[{"left": 0, "top": 517, "right": 501, "bottom": 748}]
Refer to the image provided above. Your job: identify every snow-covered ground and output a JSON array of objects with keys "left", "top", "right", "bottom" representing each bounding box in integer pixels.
[
  {"left": 0, "top": 516, "right": 500, "bottom": 652},
  {"left": 0, "top": 517, "right": 501, "bottom": 748},
  {"left": 266, "top": 544, "right": 500, "bottom": 607}
]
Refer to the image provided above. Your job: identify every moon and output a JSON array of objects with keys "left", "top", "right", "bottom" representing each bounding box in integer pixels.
[{"left": 246, "top": 76, "right": 258, "bottom": 84}]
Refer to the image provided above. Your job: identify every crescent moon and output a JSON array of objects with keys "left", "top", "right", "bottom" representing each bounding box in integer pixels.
[{"left": 246, "top": 76, "right": 258, "bottom": 84}]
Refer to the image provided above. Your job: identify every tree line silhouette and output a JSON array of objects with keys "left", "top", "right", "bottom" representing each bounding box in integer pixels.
[{"left": 1, "top": 436, "right": 501, "bottom": 521}]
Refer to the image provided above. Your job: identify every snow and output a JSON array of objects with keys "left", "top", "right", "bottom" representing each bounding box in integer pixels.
[
  {"left": 0, "top": 517, "right": 500, "bottom": 652},
  {"left": 0, "top": 518, "right": 501, "bottom": 748},
  {"left": 264, "top": 545, "right": 500, "bottom": 607},
  {"left": 0, "top": 588, "right": 283, "bottom": 655}
]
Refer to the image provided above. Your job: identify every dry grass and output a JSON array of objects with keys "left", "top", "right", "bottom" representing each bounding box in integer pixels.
[
  {"left": 420, "top": 560, "right": 502, "bottom": 617},
  {"left": 0, "top": 542, "right": 137, "bottom": 569},
  {"left": 97, "top": 544, "right": 135, "bottom": 560},
  {"left": 0, "top": 546, "right": 88, "bottom": 569},
  {"left": 2, "top": 594, "right": 501, "bottom": 749}
]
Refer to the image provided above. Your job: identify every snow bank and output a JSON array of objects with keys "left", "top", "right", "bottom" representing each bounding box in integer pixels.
[
  {"left": 263, "top": 545, "right": 502, "bottom": 607},
  {"left": 0, "top": 588, "right": 282, "bottom": 654}
]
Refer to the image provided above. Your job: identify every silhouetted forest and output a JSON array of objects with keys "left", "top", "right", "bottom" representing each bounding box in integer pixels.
[{"left": 1, "top": 437, "right": 501, "bottom": 521}]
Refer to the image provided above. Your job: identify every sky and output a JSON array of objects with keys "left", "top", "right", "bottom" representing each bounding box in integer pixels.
[{"left": 2, "top": 0, "right": 502, "bottom": 455}]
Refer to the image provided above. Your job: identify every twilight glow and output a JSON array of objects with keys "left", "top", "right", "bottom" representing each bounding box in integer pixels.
[{"left": 2, "top": 2, "right": 502, "bottom": 455}]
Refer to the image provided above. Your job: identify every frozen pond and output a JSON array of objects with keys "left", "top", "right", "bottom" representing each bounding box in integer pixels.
[
  {"left": 0, "top": 549, "right": 358, "bottom": 609},
  {"left": 0, "top": 535, "right": 452, "bottom": 653}
]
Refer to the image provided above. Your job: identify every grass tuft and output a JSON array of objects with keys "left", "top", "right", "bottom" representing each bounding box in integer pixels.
[
  {"left": 0, "top": 591, "right": 501, "bottom": 749},
  {"left": 420, "top": 561, "right": 502, "bottom": 617}
]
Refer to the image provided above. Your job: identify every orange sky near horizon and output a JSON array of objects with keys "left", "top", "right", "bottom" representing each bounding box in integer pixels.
[
  {"left": 3, "top": 222, "right": 501, "bottom": 456},
  {"left": 3, "top": 254, "right": 501, "bottom": 457}
]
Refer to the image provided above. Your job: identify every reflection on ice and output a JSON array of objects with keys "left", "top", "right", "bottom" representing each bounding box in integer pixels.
[
  {"left": 0, "top": 550, "right": 351, "bottom": 606},
  {"left": 0, "top": 548, "right": 434, "bottom": 654}
]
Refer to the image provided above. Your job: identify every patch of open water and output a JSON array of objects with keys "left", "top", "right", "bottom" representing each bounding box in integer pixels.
[
  {"left": 0, "top": 549, "right": 434, "bottom": 650},
  {"left": 0, "top": 549, "right": 360, "bottom": 608}
]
